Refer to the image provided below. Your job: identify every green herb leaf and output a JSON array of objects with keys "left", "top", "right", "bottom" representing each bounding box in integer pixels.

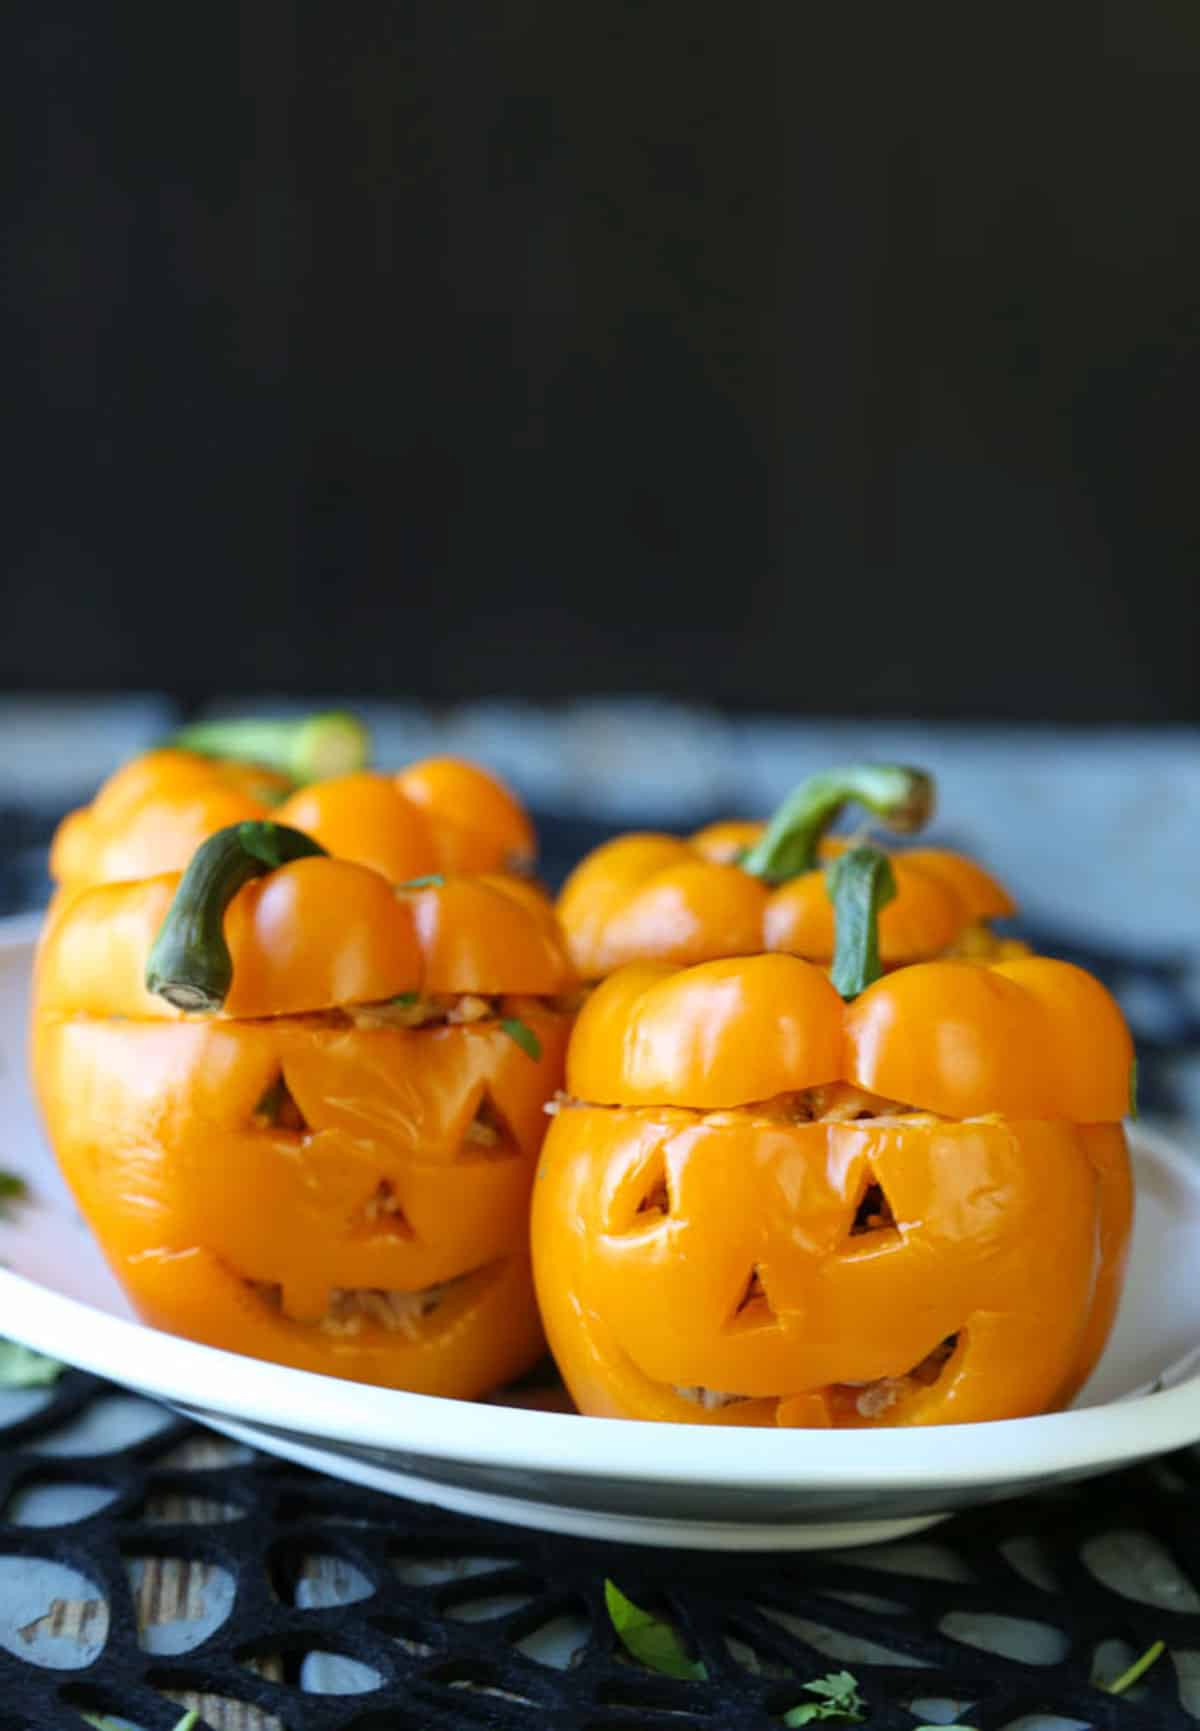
[
  {"left": 1102, "top": 1637, "right": 1166, "bottom": 1694},
  {"left": 500, "top": 1017, "right": 543, "bottom": 1061},
  {"left": 0, "top": 1340, "right": 63, "bottom": 1388},
  {"left": 389, "top": 992, "right": 421, "bottom": 1007},
  {"left": 1129, "top": 1056, "right": 1139, "bottom": 1120},
  {"left": 397, "top": 874, "right": 446, "bottom": 890},
  {"left": 604, "top": 1579, "right": 707, "bottom": 1681},
  {"left": 0, "top": 1170, "right": 27, "bottom": 1210},
  {"left": 782, "top": 1669, "right": 866, "bottom": 1725},
  {"left": 83, "top": 1713, "right": 198, "bottom": 1731}
]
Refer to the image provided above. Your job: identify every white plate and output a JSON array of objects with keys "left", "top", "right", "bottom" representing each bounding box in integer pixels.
[{"left": 4, "top": 912, "right": 1200, "bottom": 1551}]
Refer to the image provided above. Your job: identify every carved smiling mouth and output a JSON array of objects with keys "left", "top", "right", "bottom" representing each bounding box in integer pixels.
[
  {"left": 243, "top": 1263, "right": 501, "bottom": 1338},
  {"left": 670, "top": 1335, "right": 962, "bottom": 1422}
]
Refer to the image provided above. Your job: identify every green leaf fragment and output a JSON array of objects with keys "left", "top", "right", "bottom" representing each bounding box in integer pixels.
[
  {"left": 0, "top": 1339, "right": 64, "bottom": 1387},
  {"left": 1102, "top": 1636, "right": 1166, "bottom": 1694},
  {"left": 604, "top": 1578, "right": 707, "bottom": 1680},
  {"left": 83, "top": 1713, "right": 198, "bottom": 1731},
  {"left": 398, "top": 874, "right": 446, "bottom": 889},
  {"left": 782, "top": 1669, "right": 866, "bottom": 1725},
  {"left": 0, "top": 1170, "right": 27, "bottom": 1209},
  {"left": 500, "top": 1017, "right": 543, "bottom": 1061},
  {"left": 389, "top": 992, "right": 421, "bottom": 1007}
]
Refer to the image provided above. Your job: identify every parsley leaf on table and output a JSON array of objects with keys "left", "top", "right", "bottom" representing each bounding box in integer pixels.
[
  {"left": 0, "top": 1171, "right": 28, "bottom": 1206},
  {"left": 83, "top": 1712, "right": 198, "bottom": 1730},
  {"left": 604, "top": 1578, "right": 707, "bottom": 1680},
  {"left": 782, "top": 1669, "right": 867, "bottom": 1725},
  {"left": 0, "top": 1339, "right": 64, "bottom": 1387},
  {"left": 1101, "top": 1637, "right": 1166, "bottom": 1694},
  {"left": 0, "top": 1172, "right": 60, "bottom": 1386}
]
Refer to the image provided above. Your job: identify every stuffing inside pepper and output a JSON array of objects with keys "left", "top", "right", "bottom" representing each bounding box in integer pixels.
[
  {"left": 249, "top": 1271, "right": 479, "bottom": 1337},
  {"left": 546, "top": 1082, "right": 929, "bottom": 1125},
  {"left": 672, "top": 1335, "right": 961, "bottom": 1419}
]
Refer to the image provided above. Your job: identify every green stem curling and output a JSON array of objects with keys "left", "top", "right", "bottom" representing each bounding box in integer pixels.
[
  {"left": 169, "top": 710, "right": 370, "bottom": 783},
  {"left": 146, "top": 821, "right": 327, "bottom": 1013},
  {"left": 828, "top": 844, "right": 897, "bottom": 1000},
  {"left": 740, "top": 764, "right": 934, "bottom": 886}
]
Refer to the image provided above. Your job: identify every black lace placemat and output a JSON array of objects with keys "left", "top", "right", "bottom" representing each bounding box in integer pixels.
[{"left": 0, "top": 1370, "right": 1197, "bottom": 1729}]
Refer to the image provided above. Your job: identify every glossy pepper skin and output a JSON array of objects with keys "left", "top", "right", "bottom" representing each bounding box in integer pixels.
[
  {"left": 558, "top": 765, "right": 1016, "bottom": 980},
  {"left": 34, "top": 844, "right": 574, "bottom": 1398},
  {"left": 50, "top": 748, "right": 535, "bottom": 894},
  {"left": 532, "top": 953, "right": 1134, "bottom": 1428}
]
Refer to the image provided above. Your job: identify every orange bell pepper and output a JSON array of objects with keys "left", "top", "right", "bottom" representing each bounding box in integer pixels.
[
  {"left": 534, "top": 845, "right": 1134, "bottom": 1428},
  {"left": 559, "top": 763, "right": 1018, "bottom": 979},
  {"left": 33, "top": 821, "right": 574, "bottom": 1398},
  {"left": 49, "top": 710, "right": 535, "bottom": 895}
]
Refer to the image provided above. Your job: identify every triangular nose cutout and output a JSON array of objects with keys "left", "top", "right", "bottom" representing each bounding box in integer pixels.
[
  {"left": 459, "top": 1090, "right": 517, "bottom": 1157},
  {"left": 358, "top": 1179, "right": 413, "bottom": 1237},
  {"left": 731, "top": 1266, "right": 776, "bottom": 1325},
  {"left": 850, "top": 1175, "right": 896, "bottom": 1237},
  {"left": 251, "top": 1071, "right": 309, "bottom": 1133}
]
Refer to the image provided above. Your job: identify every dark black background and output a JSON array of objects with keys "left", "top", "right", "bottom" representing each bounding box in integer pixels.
[{"left": 6, "top": 4, "right": 1198, "bottom": 719}]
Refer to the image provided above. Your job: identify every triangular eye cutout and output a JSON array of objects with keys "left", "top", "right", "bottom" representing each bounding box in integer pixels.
[
  {"left": 634, "top": 1151, "right": 670, "bottom": 1219},
  {"left": 459, "top": 1091, "right": 517, "bottom": 1157},
  {"left": 251, "top": 1072, "right": 309, "bottom": 1133},
  {"left": 609, "top": 1147, "right": 672, "bottom": 1235},
  {"left": 849, "top": 1174, "right": 897, "bottom": 1237}
]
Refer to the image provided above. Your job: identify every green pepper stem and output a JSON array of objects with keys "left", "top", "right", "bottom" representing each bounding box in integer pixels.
[
  {"left": 146, "top": 821, "right": 327, "bottom": 1012},
  {"left": 740, "top": 763, "right": 934, "bottom": 885},
  {"left": 828, "top": 844, "right": 897, "bottom": 999},
  {"left": 168, "top": 710, "right": 371, "bottom": 783}
]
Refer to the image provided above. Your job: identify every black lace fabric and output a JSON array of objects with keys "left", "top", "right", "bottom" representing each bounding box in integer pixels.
[{"left": 0, "top": 1369, "right": 1196, "bottom": 1729}]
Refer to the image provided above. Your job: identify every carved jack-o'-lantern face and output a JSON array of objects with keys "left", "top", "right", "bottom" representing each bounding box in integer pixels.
[
  {"left": 40, "top": 1008, "right": 569, "bottom": 1396},
  {"left": 33, "top": 841, "right": 574, "bottom": 1397},
  {"left": 532, "top": 953, "right": 1134, "bottom": 1428}
]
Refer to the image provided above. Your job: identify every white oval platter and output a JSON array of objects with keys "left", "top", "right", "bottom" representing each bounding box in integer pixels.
[{"left": 3, "top": 912, "right": 1199, "bottom": 1551}]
